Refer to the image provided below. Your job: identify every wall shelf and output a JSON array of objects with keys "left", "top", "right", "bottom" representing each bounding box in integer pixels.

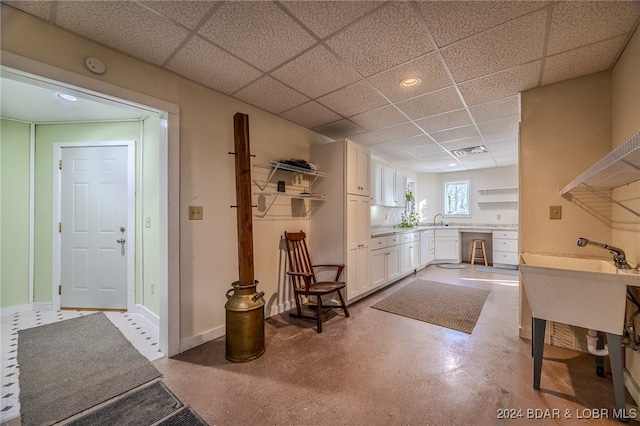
[
  {"left": 477, "top": 187, "right": 519, "bottom": 209},
  {"left": 560, "top": 132, "right": 640, "bottom": 225},
  {"left": 252, "top": 160, "right": 327, "bottom": 218},
  {"left": 253, "top": 160, "right": 326, "bottom": 191},
  {"left": 477, "top": 187, "right": 519, "bottom": 196}
]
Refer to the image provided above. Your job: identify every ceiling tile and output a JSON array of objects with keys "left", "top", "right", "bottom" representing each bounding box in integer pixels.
[
  {"left": 441, "top": 10, "right": 547, "bottom": 82},
  {"left": 271, "top": 45, "right": 362, "bottom": 98},
  {"left": 280, "top": 1, "right": 383, "bottom": 39},
  {"left": 349, "top": 105, "right": 408, "bottom": 131},
  {"left": 414, "top": 109, "right": 472, "bottom": 133},
  {"left": 198, "top": 1, "right": 316, "bottom": 72},
  {"left": 477, "top": 116, "right": 520, "bottom": 136},
  {"left": 326, "top": 2, "right": 434, "bottom": 77},
  {"left": 376, "top": 150, "right": 418, "bottom": 163},
  {"left": 542, "top": 35, "right": 627, "bottom": 86},
  {"left": 458, "top": 61, "right": 541, "bottom": 106},
  {"left": 407, "top": 143, "right": 449, "bottom": 157},
  {"left": 279, "top": 101, "right": 341, "bottom": 129},
  {"left": 486, "top": 141, "right": 519, "bottom": 152},
  {"left": 429, "top": 125, "right": 480, "bottom": 143},
  {"left": 166, "top": 36, "right": 262, "bottom": 95},
  {"left": 56, "top": 1, "right": 190, "bottom": 65},
  {"left": 388, "top": 135, "right": 434, "bottom": 150},
  {"left": 313, "top": 119, "right": 366, "bottom": 140},
  {"left": 417, "top": 1, "right": 549, "bottom": 47},
  {"left": 348, "top": 122, "right": 422, "bottom": 146},
  {"left": 483, "top": 129, "right": 519, "bottom": 145},
  {"left": 234, "top": 76, "right": 309, "bottom": 114},
  {"left": 547, "top": 1, "right": 640, "bottom": 55},
  {"left": 4, "top": 1, "right": 51, "bottom": 20},
  {"left": 396, "top": 87, "right": 464, "bottom": 120},
  {"left": 141, "top": 1, "right": 218, "bottom": 29},
  {"left": 469, "top": 96, "right": 520, "bottom": 123},
  {"left": 316, "top": 80, "right": 388, "bottom": 117},
  {"left": 367, "top": 53, "right": 452, "bottom": 102}
]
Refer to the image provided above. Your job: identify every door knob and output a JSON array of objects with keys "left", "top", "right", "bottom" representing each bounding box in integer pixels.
[{"left": 117, "top": 238, "right": 126, "bottom": 244}]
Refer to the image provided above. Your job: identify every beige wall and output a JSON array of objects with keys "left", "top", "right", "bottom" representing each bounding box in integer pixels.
[
  {"left": 519, "top": 72, "right": 612, "bottom": 333},
  {"left": 519, "top": 26, "right": 640, "bottom": 380},
  {"left": 1, "top": 6, "right": 330, "bottom": 348}
]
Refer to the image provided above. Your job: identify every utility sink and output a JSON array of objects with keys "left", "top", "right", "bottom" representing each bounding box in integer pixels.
[{"left": 520, "top": 253, "right": 640, "bottom": 335}]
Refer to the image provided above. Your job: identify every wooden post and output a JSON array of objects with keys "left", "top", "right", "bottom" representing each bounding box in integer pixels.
[{"left": 233, "top": 113, "right": 255, "bottom": 287}]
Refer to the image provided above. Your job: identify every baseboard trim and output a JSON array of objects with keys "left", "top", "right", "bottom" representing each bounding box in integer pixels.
[
  {"left": 179, "top": 324, "right": 226, "bottom": 353},
  {"left": 0, "top": 303, "right": 32, "bottom": 315},
  {"left": 134, "top": 304, "right": 159, "bottom": 327}
]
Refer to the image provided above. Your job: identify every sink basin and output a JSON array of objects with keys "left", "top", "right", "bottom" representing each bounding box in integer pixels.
[{"left": 520, "top": 253, "right": 640, "bottom": 334}]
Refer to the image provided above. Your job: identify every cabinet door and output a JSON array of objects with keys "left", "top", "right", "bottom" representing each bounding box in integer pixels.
[
  {"left": 387, "top": 244, "right": 401, "bottom": 282},
  {"left": 371, "top": 249, "right": 387, "bottom": 288},
  {"left": 346, "top": 195, "right": 370, "bottom": 300},
  {"left": 400, "top": 243, "right": 411, "bottom": 274},
  {"left": 435, "top": 236, "right": 459, "bottom": 261},
  {"left": 346, "top": 141, "right": 370, "bottom": 196},
  {"left": 409, "top": 242, "right": 419, "bottom": 270},
  {"left": 394, "top": 171, "right": 406, "bottom": 207},
  {"left": 370, "top": 161, "right": 383, "bottom": 205},
  {"left": 382, "top": 166, "right": 395, "bottom": 206}
]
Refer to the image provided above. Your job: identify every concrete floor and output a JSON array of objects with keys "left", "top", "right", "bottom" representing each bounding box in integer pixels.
[{"left": 154, "top": 265, "right": 638, "bottom": 425}]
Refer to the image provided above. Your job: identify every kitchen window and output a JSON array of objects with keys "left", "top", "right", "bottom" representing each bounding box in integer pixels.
[{"left": 443, "top": 179, "right": 470, "bottom": 216}]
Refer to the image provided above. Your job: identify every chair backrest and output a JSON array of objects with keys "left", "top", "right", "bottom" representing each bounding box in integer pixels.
[{"left": 284, "top": 231, "right": 316, "bottom": 290}]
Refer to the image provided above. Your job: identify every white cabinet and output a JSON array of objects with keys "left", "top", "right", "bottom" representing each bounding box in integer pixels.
[
  {"left": 420, "top": 229, "right": 434, "bottom": 266},
  {"left": 399, "top": 231, "right": 419, "bottom": 274},
  {"left": 370, "top": 237, "right": 388, "bottom": 288},
  {"left": 370, "top": 161, "right": 383, "bottom": 205},
  {"left": 346, "top": 140, "right": 370, "bottom": 197},
  {"left": 386, "top": 238, "right": 402, "bottom": 283},
  {"left": 310, "top": 139, "right": 371, "bottom": 302},
  {"left": 434, "top": 228, "right": 460, "bottom": 263},
  {"left": 380, "top": 165, "right": 407, "bottom": 207},
  {"left": 346, "top": 195, "right": 371, "bottom": 299},
  {"left": 493, "top": 230, "right": 519, "bottom": 269}
]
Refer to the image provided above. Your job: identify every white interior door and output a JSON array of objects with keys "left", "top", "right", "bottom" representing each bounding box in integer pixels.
[{"left": 60, "top": 145, "right": 129, "bottom": 309}]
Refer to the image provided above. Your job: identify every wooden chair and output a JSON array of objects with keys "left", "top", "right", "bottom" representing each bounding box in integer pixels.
[{"left": 283, "top": 230, "right": 350, "bottom": 333}]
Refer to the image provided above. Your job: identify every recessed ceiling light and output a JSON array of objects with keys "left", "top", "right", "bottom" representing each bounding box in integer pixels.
[
  {"left": 56, "top": 92, "right": 78, "bottom": 102},
  {"left": 448, "top": 163, "right": 457, "bottom": 167},
  {"left": 400, "top": 77, "right": 421, "bottom": 88}
]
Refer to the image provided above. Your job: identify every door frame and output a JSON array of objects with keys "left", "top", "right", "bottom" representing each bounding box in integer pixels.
[
  {"left": 52, "top": 141, "right": 136, "bottom": 311},
  {"left": 3, "top": 51, "right": 180, "bottom": 357}
]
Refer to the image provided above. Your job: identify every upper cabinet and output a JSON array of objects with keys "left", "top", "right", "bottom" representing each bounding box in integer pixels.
[
  {"left": 372, "top": 160, "right": 407, "bottom": 207},
  {"left": 346, "top": 140, "right": 370, "bottom": 196}
]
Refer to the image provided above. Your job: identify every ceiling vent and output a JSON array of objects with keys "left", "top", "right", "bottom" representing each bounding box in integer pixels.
[{"left": 451, "top": 145, "right": 488, "bottom": 157}]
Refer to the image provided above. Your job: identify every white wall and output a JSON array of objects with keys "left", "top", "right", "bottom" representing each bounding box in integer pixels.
[{"left": 415, "top": 166, "right": 519, "bottom": 226}]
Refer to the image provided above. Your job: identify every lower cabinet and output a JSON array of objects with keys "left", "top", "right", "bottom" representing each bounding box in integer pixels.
[
  {"left": 369, "top": 232, "right": 417, "bottom": 292},
  {"left": 434, "top": 228, "right": 461, "bottom": 263},
  {"left": 493, "top": 230, "right": 519, "bottom": 269}
]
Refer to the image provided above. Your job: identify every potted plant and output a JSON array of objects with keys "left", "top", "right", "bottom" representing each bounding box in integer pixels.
[{"left": 400, "top": 191, "right": 420, "bottom": 228}]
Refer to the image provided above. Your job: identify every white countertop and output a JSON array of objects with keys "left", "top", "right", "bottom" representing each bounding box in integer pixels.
[{"left": 371, "top": 224, "right": 518, "bottom": 237}]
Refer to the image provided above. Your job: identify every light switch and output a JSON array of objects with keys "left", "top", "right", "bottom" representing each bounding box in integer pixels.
[
  {"left": 549, "top": 205, "right": 562, "bottom": 220},
  {"left": 189, "top": 206, "right": 203, "bottom": 220},
  {"left": 144, "top": 217, "right": 151, "bottom": 228}
]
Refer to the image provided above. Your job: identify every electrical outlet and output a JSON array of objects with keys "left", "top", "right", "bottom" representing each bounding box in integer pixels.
[
  {"left": 144, "top": 217, "right": 151, "bottom": 228},
  {"left": 150, "top": 282, "right": 155, "bottom": 295},
  {"left": 189, "top": 206, "right": 203, "bottom": 220},
  {"left": 549, "top": 205, "right": 562, "bottom": 220},
  {"left": 496, "top": 214, "right": 501, "bottom": 220}
]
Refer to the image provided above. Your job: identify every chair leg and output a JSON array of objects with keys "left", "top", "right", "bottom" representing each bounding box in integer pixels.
[
  {"left": 336, "top": 288, "right": 350, "bottom": 318},
  {"left": 316, "top": 295, "right": 323, "bottom": 333},
  {"left": 293, "top": 292, "right": 303, "bottom": 316}
]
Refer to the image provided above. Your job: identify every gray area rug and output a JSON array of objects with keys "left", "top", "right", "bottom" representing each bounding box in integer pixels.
[
  {"left": 372, "top": 280, "right": 490, "bottom": 334},
  {"left": 435, "top": 263, "right": 470, "bottom": 269},
  {"left": 67, "top": 381, "right": 182, "bottom": 426},
  {"left": 17, "top": 312, "right": 161, "bottom": 426},
  {"left": 475, "top": 265, "right": 519, "bottom": 276}
]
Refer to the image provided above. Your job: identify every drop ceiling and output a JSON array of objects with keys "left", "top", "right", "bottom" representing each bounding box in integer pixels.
[{"left": 2, "top": 1, "right": 639, "bottom": 173}]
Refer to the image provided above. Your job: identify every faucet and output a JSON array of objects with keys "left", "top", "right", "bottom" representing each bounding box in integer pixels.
[
  {"left": 577, "top": 237, "right": 632, "bottom": 269},
  {"left": 433, "top": 214, "right": 444, "bottom": 226}
]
